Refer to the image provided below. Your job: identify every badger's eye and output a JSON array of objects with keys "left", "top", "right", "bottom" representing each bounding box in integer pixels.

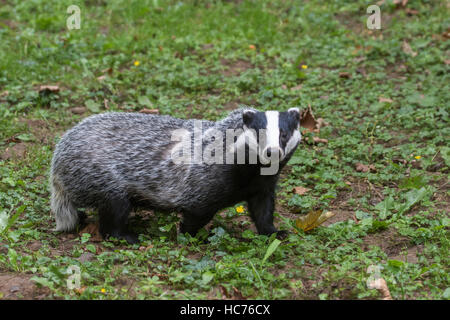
[{"left": 281, "top": 131, "right": 288, "bottom": 139}]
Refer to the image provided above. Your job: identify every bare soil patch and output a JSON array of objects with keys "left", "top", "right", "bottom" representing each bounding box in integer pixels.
[
  {"left": 0, "top": 273, "right": 50, "bottom": 299},
  {"left": 1, "top": 142, "right": 28, "bottom": 160},
  {"left": 220, "top": 58, "right": 254, "bottom": 77}
]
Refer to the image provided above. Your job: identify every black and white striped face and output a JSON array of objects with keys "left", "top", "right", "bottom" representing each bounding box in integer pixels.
[{"left": 242, "top": 108, "right": 301, "bottom": 164}]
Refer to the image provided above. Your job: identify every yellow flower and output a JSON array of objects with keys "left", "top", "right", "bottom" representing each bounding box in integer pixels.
[
  {"left": 415, "top": 156, "right": 421, "bottom": 160},
  {"left": 236, "top": 205, "right": 245, "bottom": 214},
  {"left": 301, "top": 64, "right": 308, "bottom": 69},
  {"left": 101, "top": 288, "right": 106, "bottom": 293},
  {"left": 134, "top": 60, "right": 140, "bottom": 67}
]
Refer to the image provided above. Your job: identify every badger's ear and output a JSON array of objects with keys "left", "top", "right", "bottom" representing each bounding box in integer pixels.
[
  {"left": 288, "top": 107, "right": 300, "bottom": 123},
  {"left": 242, "top": 109, "right": 256, "bottom": 126}
]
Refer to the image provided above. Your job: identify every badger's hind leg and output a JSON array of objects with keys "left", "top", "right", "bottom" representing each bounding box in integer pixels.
[
  {"left": 51, "top": 175, "right": 79, "bottom": 232},
  {"left": 98, "top": 196, "right": 138, "bottom": 244}
]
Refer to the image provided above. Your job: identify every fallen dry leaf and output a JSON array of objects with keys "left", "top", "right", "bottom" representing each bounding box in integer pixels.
[
  {"left": 339, "top": 72, "right": 351, "bottom": 79},
  {"left": 405, "top": 8, "right": 419, "bottom": 15},
  {"left": 379, "top": 97, "right": 393, "bottom": 103},
  {"left": 0, "top": 90, "right": 9, "bottom": 98},
  {"left": 402, "top": 40, "right": 417, "bottom": 57},
  {"left": 293, "top": 186, "right": 310, "bottom": 195},
  {"left": 38, "top": 85, "right": 60, "bottom": 93},
  {"left": 101, "top": 67, "right": 113, "bottom": 74},
  {"left": 367, "top": 278, "right": 393, "bottom": 300},
  {"left": 138, "top": 245, "right": 154, "bottom": 251},
  {"left": 70, "top": 107, "right": 87, "bottom": 115},
  {"left": 300, "top": 105, "right": 318, "bottom": 132},
  {"left": 296, "top": 210, "right": 335, "bottom": 232},
  {"left": 355, "top": 163, "right": 376, "bottom": 173},
  {"left": 315, "top": 118, "right": 328, "bottom": 130},
  {"left": 290, "top": 84, "right": 302, "bottom": 91},
  {"left": 393, "top": 0, "right": 408, "bottom": 6},
  {"left": 74, "top": 286, "right": 87, "bottom": 294},
  {"left": 312, "top": 136, "right": 328, "bottom": 144},
  {"left": 79, "top": 222, "right": 103, "bottom": 242},
  {"left": 139, "top": 108, "right": 160, "bottom": 115}
]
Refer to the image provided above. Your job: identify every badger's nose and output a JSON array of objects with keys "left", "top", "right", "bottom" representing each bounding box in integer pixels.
[{"left": 264, "top": 147, "right": 282, "bottom": 159}]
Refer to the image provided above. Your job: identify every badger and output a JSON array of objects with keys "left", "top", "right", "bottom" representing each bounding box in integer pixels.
[{"left": 50, "top": 107, "right": 301, "bottom": 243}]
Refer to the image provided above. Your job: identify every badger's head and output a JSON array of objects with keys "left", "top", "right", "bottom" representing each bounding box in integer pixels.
[{"left": 240, "top": 108, "right": 301, "bottom": 165}]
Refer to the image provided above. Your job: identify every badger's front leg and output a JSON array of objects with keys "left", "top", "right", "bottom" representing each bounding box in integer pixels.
[{"left": 247, "top": 188, "right": 288, "bottom": 239}]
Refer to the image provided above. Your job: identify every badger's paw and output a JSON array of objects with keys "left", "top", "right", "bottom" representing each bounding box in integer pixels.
[
  {"left": 106, "top": 231, "right": 140, "bottom": 244},
  {"left": 122, "top": 232, "right": 139, "bottom": 244},
  {"left": 275, "top": 230, "right": 289, "bottom": 240}
]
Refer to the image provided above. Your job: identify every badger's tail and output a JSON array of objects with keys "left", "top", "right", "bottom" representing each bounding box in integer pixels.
[{"left": 50, "top": 174, "right": 78, "bottom": 232}]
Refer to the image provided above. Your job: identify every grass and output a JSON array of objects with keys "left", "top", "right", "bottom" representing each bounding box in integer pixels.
[{"left": 0, "top": 0, "right": 449, "bottom": 300}]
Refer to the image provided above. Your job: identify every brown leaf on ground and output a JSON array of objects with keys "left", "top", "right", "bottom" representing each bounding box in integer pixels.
[
  {"left": 290, "top": 84, "right": 302, "bottom": 91},
  {"left": 315, "top": 118, "right": 328, "bottom": 130},
  {"left": 379, "top": 97, "right": 393, "bottom": 103},
  {"left": 312, "top": 136, "right": 328, "bottom": 144},
  {"left": 74, "top": 286, "right": 87, "bottom": 295},
  {"left": 70, "top": 107, "right": 87, "bottom": 114},
  {"left": 443, "top": 28, "right": 450, "bottom": 39},
  {"left": 296, "top": 210, "right": 335, "bottom": 232},
  {"left": 0, "top": 90, "right": 9, "bottom": 98},
  {"left": 101, "top": 67, "right": 113, "bottom": 74},
  {"left": 402, "top": 40, "right": 417, "bottom": 57},
  {"left": 79, "top": 222, "right": 103, "bottom": 242},
  {"left": 97, "top": 75, "right": 107, "bottom": 81},
  {"left": 293, "top": 186, "right": 310, "bottom": 195},
  {"left": 355, "top": 163, "right": 376, "bottom": 173},
  {"left": 405, "top": 8, "right": 419, "bottom": 15},
  {"left": 300, "top": 105, "right": 318, "bottom": 132},
  {"left": 393, "top": 0, "right": 408, "bottom": 6},
  {"left": 38, "top": 85, "right": 60, "bottom": 93},
  {"left": 139, "top": 108, "right": 160, "bottom": 115},
  {"left": 339, "top": 72, "right": 351, "bottom": 79}
]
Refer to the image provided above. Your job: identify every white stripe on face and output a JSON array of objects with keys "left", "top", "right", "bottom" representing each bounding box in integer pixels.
[
  {"left": 265, "top": 111, "right": 280, "bottom": 149},
  {"left": 285, "top": 129, "right": 301, "bottom": 156}
]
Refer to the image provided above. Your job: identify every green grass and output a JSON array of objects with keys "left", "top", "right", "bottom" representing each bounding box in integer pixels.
[{"left": 0, "top": 0, "right": 449, "bottom": 300}]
